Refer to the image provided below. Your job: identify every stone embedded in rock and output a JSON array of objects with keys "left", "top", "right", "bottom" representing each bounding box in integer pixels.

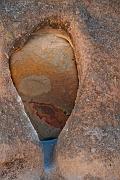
[{"left": 10, "top": 28, "right": 78, "bottom": 140}]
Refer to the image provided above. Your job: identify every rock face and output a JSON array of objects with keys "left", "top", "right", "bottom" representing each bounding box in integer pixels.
[
  {"left": 10, "top": 28, "right": 78, "bottom": 140},
  {"left": 0, "top": 0, "right": 120, "bottom": 179}
]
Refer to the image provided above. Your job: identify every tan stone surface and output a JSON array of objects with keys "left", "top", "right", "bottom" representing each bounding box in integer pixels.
[{"left": 0, "top": 0, "right": 120, "bottom": 179}]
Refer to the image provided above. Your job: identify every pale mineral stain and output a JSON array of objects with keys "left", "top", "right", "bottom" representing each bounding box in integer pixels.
[{"left": 18, "top": 75, "right": 51, "bottom": 97}]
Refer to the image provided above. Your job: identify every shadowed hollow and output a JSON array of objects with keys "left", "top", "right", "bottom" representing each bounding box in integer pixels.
[{"left": 10, "top": 28, "right": 78, "bottom": 140}]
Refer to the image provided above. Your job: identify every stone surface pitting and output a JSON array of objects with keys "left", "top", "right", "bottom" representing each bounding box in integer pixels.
[{"left": 0, "top": 0, "right": 120, "bottom": 179}]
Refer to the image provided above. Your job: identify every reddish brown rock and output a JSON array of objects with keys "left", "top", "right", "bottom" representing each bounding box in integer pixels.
[{"left": 0, "top": 0, "right": 120, "bottom": 179}]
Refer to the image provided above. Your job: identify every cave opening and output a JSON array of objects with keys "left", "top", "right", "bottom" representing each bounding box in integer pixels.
[{"left": 10, "top": 27, "right": 79, "bottom": 141}]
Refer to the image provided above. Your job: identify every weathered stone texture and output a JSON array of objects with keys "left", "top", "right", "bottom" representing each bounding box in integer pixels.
[{"left": 0, "top": 0, "right": 120, "bottom": 179}]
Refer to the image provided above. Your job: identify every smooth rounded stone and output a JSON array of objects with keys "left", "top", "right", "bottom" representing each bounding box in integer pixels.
[{"left": 10, "top": 28, "right": 78, "bottom": 140}]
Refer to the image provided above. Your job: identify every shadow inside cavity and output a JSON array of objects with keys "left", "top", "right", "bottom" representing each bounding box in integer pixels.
[{"left": 40, "top": 138, "right": 57, "bottom": 171}]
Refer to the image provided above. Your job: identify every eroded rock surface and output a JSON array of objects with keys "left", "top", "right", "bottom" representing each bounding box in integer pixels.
[{"left": 0, "top": 0, "right": 120, "bottom": 179}]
